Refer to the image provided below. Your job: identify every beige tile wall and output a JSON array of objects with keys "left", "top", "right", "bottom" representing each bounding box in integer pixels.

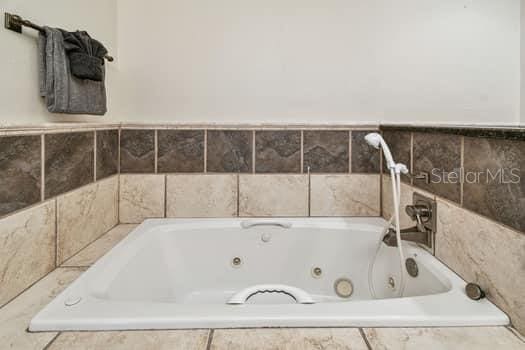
[
  {"left": 0, "top": 201, "right": 56, "bottom": 307},
  {"left": 436, "top": 199, "right": 525, "bottom": 335},
  {"left": 310, "top": 174, "right": 380, "bottom": 216},
  {"left": 57, "top": 176, "right": 119, "bottom": 265},
  {"left": 239, "top": 175, "right": 309, "bottom": 216},
  {"left": 119, "top": 174, "right": 166, "bottom": 223},
  {"left": 121, "top": 173, "right": 382, "bottom": 219},
  {"left": 166, "top": 174, "right": 237, "bottom": 218},
  {"left": 381, "top": 175, "right": 525, "bottom": 335}
]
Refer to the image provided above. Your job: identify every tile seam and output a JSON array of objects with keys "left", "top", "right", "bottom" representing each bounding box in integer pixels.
[
  {"left": 358, "top": 328, "right": 373, "bottom": 350},
  {"left": 349, "top": 130, "right": 352, "bottom": 173},
  {"left": 93, "top": 131, "right": 97, "bottom": 181},
  {"left": 206, "top": 329, "right": 215, "bottom": 350},
  {"left": 41, "top": 134, "right": 45, "bottom": 201}
]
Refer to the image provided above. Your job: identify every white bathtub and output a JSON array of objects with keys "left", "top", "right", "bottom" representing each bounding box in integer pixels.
[{"left": 30, "top": 218, "right": 508, "bottom": 331}]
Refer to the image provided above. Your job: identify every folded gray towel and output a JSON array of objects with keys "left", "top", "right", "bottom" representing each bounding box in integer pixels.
[
  {"left": 38, "top": 27, "right": 107, "bottom": 115},
  {"left": 61, "top": 30, "right": 108, "bottom": 81}
]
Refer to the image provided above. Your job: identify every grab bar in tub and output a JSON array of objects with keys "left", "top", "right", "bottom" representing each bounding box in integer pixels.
[
  {"left": 240, "top": 221, "right": 292, "bottom": 229},
  {"left": 227, "top": 284, "right": 315, "bottom": 304}
]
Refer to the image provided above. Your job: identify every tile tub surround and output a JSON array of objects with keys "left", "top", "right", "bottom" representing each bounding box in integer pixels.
[
  {"left": 412, "top": 132, "right": 462, "bottom": 203},
  {"left": 381, "top": 130, "right": 412, "bottom": 183},
  {"left": 119, "top": 174, "right": 166, "bottom": 223},
  {"left": 157, "top": 130, "right": 205, "bottom": 173},
  {"left": 303, "top": 130, "right": 349, "bottom": 173},
  {"left": 0, "top": 135, "right": 41, "bottom": 217},
  {"left": 45, "top": 132, "right": 94, "bottom": 199},
  {"left": 310, "top": 174, "right": 380, "bottom": 216},
  {"left": 207, "top": 130, "right": 253, "bottom": 173},
  {"left": 255, "top": 130, "right": 301, "bottom": 173},
  {"left": 96, "top": 129, "right": 119, "bottom": 180},
  {"left": 463, "top": 137, "right": 525, "bottom": 232},
  {"left": 239, "top": 174, "right": 309, "bottom": 216},
  {"left": 436, "top": 199, "right": 525, "bottom": 336},
  {"left": 351, "top": 130, "right": 381, "bottom": 174},
  {"left": 0, "top": 201, "right": 56, "bottom": 307},
  {"left": 381, "top": 124, "right": 525, "bottom": 233},
  {"left": 120, "top": 129, "right": 155, "bottom": 173},
  {"left": 56, "top": 176, "right": 119, "bottom": 265},
  {"left": 166, "top": 174, "right": 237, "bottom": 217}
]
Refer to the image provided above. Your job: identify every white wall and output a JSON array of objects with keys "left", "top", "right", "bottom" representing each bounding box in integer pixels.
[
  {"left": 522, "top": 0, "right": 525, "bottom": 125},
  {"left": 115, "top": 0, "right": 521, "bottom": 125},
  {"left": 0, "top": 0, "right": 118, "bottom": 126}
]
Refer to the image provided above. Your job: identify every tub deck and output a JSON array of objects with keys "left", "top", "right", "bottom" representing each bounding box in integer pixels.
[{"left": 1, "top": 225, "right": 524, "bottom": 349}]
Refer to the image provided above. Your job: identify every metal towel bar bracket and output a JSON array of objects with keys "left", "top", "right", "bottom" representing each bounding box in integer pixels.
[
  {"left": 227, "top": 284, "right": 315, "bottom": 305},
  {"left": 4, "top": 12, "right": 114, "bottom": 62},
  {"left": 240, "top": 221, "right": 292, "bottom": 229}
]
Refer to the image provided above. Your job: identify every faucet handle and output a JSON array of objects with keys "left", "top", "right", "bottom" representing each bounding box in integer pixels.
[{"left": 405, "top": 204, "right": 430, "bottom": 232}]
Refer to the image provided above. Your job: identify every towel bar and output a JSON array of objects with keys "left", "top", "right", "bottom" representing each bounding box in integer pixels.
[{"left": 4, "top": 12, "right": 114, "bottom": 62}]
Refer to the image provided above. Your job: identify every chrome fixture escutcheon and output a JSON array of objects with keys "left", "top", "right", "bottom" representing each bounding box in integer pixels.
[
  {"left": 405, "top": 258, "right": 419, "bottom": 277},
  {"left": 465, "top": 283, "right": 485, "bottom": 300}
]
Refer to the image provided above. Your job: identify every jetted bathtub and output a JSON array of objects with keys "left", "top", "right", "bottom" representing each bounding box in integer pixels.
[{"left": 30, "top": 218, "right": 508, "bottom": 331}]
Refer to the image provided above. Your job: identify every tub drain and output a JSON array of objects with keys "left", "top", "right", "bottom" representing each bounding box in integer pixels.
[
  {"left": 334, "top": 278, "right": 353, "bottom": 298},
  {"left": 231, "top": 257, "right": 242, "bottom": 268}
]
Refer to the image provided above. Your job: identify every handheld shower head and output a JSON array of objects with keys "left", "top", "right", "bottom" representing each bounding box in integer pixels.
[{"left": 364, "top": 132, "right": 396, "bottom": 170}]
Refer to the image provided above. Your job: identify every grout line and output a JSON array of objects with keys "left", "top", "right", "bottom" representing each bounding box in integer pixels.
[
  {"left": 154, "top": 129, "right": 159, "bottom": 174},
  {"left": 60, "top": 222, "right": 121, "bottom": 267},
  {"left": 117, "top": 128, "right": 121, "bottom": 223},
  {"left": 460, "top": 136, "right": 464, "bottom": 207},
  {"left": 204, "top": 130, "right": 208, "bottom": 173},
  {"left": 164, "top": 174, "right": 168, "bottom": 218},
  {"left": 410, "top": 132, "right": 414, "bottom": 186},
  {"left": 42, "top": 332, "right": 61, "bottom": 350},
  {"left": 358, "top": 328, "right": 373, "bottom": 350},
  {"left": 118, "top": 128, "right": 121, "bottom": 174},
  {"left": 93, "top": 131, "right": 97, "bottom": 181},
  {"left": 117, "top": 174, "right": 121, "bottom": 224},
  {"left": 379, "top": 170, "right": 383, "bottom": 218},
  {"left": 54, "top": 198, "right": 58, "bottom": 267},
  {"left": 348, "top": 130, "right": 352, "bottom": 173},
  {"left": 300, "top": 130, "right": 304, "bottom": 174},
  {"left": 0, "top": 260, "right": 56, "bottom": 310},
  {"left": 41, "top": 134, "right": 45, "bottom": 201},
  {"left": 236, "top": 173, "right": 240, "bottom": 217},
  {"left": 505, "top": 326, "right": 525, "bottom": 343},
  {"left": 206, "top": 329, "right": 215, "bottom": 350},
  {"left": 307, "top": 166, "right": 311, "bottom": 217},
  {"left": 252, "top": 130, "right": 256, "bottom": 173}
]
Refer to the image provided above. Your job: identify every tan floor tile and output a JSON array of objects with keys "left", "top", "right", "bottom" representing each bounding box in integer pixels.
[
  {"left": 0, "top": 268, "right": 83, "bottom": 350},
  {"left": 48, "top": 330, "right": 210, "bottom": 350},
  {"left": 363, "top": 327, "right": 525, "bottom": 350},
  {"left": 211, "top": 328, "right": 368, "bottom": 350}
]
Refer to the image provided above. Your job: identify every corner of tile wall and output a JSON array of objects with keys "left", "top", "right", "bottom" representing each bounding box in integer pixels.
[{"left": 435, "top": 197, "right": 525, "bottom": 335}]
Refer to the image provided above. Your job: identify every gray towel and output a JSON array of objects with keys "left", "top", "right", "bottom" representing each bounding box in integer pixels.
[{"left": 38, "top": 27, "right": 106, "bottom": 115}]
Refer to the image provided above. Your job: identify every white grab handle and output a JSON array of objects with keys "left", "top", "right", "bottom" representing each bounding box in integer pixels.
[
  {"left": 227, "top": 284, "right": 315, "bottom": 304},
  {"left": 240, "top": 221, "right": 292, "bottom": 229}
]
